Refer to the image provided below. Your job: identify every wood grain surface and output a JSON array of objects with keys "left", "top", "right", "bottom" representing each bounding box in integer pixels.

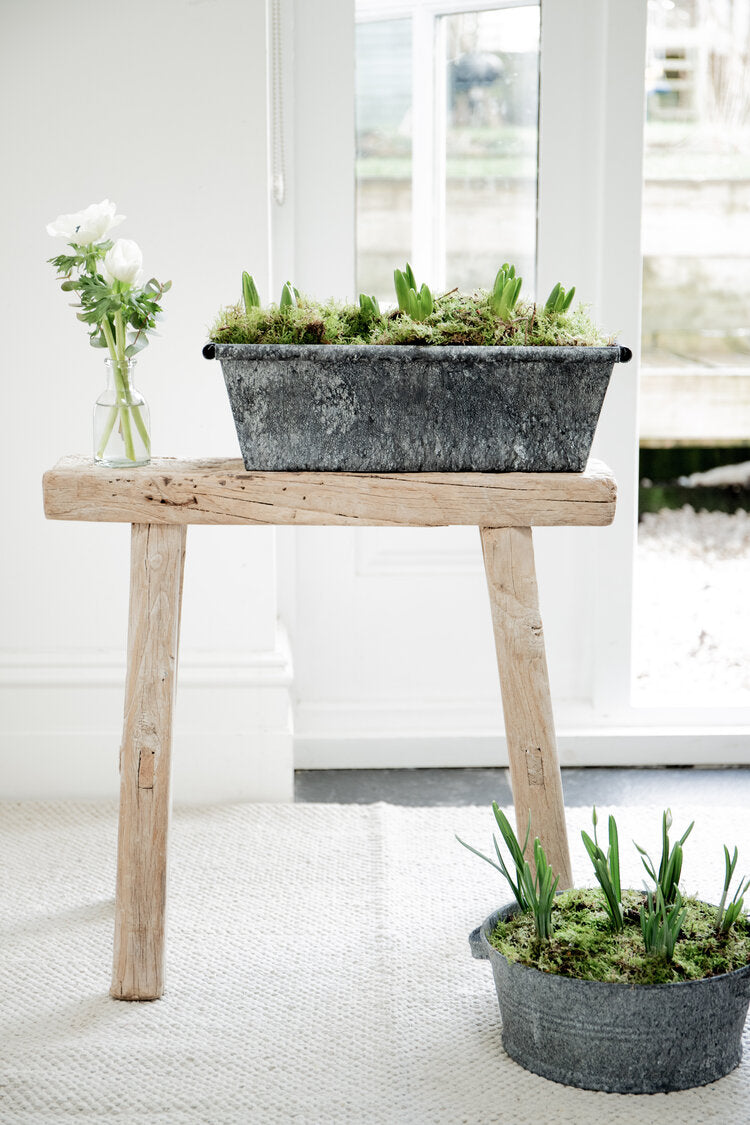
[
  {"left": 43, "top": 456, "right": 616, "bottom": 528},
  {"left": 480, "top": 525, "right": 574, "bottom": 888},
  {"left": 110, "top": 522, "right": 186, "bottom": 1000}
]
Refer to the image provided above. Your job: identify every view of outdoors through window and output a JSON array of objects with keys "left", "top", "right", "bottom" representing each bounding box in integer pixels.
[
  {"left": 442, "top": 9, "right": 539, "bottom": 292},
  {"left": 355, "top": 0, "right": 749, "bottom": 709},
  {"left": 355, "top": 17, "right": 413, "bottom": 300},
  {"left": 634, "top": 0, "right": 750, "bottom": 704},
  {"left": 355, "top": 3, "right": 539, "bottom": 301}
]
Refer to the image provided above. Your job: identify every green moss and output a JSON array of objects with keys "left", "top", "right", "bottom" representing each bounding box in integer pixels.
[
  {"left": 489, "top": 888, "right": 750, "bottom": 985},
  {"left": 208, "top": 290, "right": 612, "bottom": 349}
]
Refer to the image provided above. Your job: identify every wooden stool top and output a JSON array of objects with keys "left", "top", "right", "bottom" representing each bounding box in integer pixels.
[{"left": 43, "top": 456, "right": 616, "bottom": 528}]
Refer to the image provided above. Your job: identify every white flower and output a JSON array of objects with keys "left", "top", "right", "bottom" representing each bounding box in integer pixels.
[
  {"left": 46, "top": 199, "right": 125, "bottom": 245},
  {"left": 102, "top": 239, "right": 143, "bottom": 286}
]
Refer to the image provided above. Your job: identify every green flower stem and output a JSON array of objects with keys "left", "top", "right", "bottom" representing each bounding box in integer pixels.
[
  {"left": 96, "top": 405, "right": 119, "bottom": 460},
  {"left": 113, "top": 311, "right": 138, "bottom": 459},
  {"left": 114, "top": 309, "right": 151, "bottom": 455},
  {"left": 101, "top": 317, "right": 136, "bottom": 461},
  {"left": 130, "top": 398, "right": 151, "bottom": 454}
]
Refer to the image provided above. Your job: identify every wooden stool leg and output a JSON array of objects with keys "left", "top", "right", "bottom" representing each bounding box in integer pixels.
[
  {"left": 110, "top": 522, "right": 186, "bottom": 1000},
  {"left": 480, "top": 525, "right": 573, "bottom": 888}
]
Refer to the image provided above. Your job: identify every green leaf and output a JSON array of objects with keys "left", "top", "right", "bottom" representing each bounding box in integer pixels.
[
  {"left": 405, "top": 288, "right": 419, "bottom": 320},
  {"left": 545, "top": 283, "right": 561, "bottom": 313},
  {"left": 581, "top": 830, "right": 600, "bottom": 863},
  {"left": 125, "top": 335, "right": 149, "bottom": 357},
  {"left": 280, "top": 281, "right": 297, "bottom": 309},
  {"left": 490, "top": 267, "right": 522, "bottom": 320},
  {"left": 359, "top": 293, "right": 380, "bottom": 318},
  {"left": 394, "top": 269, "right": 410, "bottom": 312},
  {"left": 243, "top": 271, "right": 260, "bottom": 312},
  {"left": 245, "top": 268, "right": 263, "bottom": 310},
  {"left": 454, "top": 835, "right": 503, "bottom": 875},
  {"left": 609, "top": 815, "right": 621, "bottom": 902}
]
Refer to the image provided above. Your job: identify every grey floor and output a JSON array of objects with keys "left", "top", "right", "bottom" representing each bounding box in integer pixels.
[{"left": 295, "top": 766, "right": 750, "bottom": 807}]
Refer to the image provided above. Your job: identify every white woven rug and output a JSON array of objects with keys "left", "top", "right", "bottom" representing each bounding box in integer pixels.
[{"left": 1, "top": 801, "right": 749, "bottom": 1124}]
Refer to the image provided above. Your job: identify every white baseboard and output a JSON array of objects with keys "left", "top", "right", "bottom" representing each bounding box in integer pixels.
[
  {"left": 295, "top": 729, "right": 750, "bottom": 769},
  {"left": 0, "top": 639, "right": 294, "bottom": 801},
  {"left": 293, "top": 699, "right": 750, "bottom": 769}
]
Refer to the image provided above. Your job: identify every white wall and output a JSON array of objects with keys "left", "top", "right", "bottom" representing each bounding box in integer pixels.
[{"left": 0, "top": 0, "right": 293, "bottom": 800}]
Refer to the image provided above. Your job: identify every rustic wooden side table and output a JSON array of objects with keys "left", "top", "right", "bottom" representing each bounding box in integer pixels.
[{"left": 43, "top": 456, "right": 616, "bottom": 1000}]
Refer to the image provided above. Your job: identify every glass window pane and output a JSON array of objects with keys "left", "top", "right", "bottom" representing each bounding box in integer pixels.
[
  {"left": 441, "top": 7, "right": 540, "bottom": 292},
  {"left": 642, "top": 0, "right": 750, "bottom": 371},
  {"left": 356, "top": 4, "right": 540, "bottom": 300},
  {"left": 355, "top": 18, "right": 412, "bottom": 301},
  {"left": 635, "top": 0, "right": 750, "bottom": 706}
]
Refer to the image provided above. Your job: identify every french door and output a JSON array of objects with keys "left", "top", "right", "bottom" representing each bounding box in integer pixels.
[{"left": 271, "top": 0, "right": 748, "bottom": 767}]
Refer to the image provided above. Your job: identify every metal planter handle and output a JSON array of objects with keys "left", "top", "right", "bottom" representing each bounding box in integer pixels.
[{"left": 469, "top": 925, "right": 489, "bottom": 960}]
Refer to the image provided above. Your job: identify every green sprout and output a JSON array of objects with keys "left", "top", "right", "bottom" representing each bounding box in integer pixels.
[
  {"left": 394, "top": 263, "right": 434, "bottom": 321},
  {"left": 280, "top": 281, "right": 300, "bottom": 309},
  {"left": 526, "top": 838, "right": 559, "bottom": 941},
  {"left": 242, "top": 271, "right": 260, "bottom": 313},
  {"left": 358, "top": 293, "right": 381, "bottom": 318},
  {"left": 640, "top": 887, "right": 687, "bottom": 960},
  {"left": 716, "top": 846, "right": 750, "bottom": 934},
  {"left": 456, "top": 802, "right": 559, "bottom": 941},
  {"left": 635, "top": 809, "right": 694, "bottom": 905},
  {"left": 490, "top": 263, "right": 523, "bottom": 321},
  {"left": 544, "top": 282, "right": 576, "bottom": 315},
  {"left": 581, "top": 807, "right": 623, "bottom": 932}
]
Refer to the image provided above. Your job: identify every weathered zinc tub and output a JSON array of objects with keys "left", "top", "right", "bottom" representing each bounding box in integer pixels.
[
  {"left": 470, "top": 903, "right": 750, "bottom": 1094},
  {"left": 203, "top": 342, "right": 631, "bottom": 473}
]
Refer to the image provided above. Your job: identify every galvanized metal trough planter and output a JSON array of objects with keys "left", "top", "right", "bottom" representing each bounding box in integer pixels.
[
  {"left": 203, "top": 342, "right": 632, "bottom": 472},
  {"left": 470, "top": 903, "right": 750, "bottom": 1094}
]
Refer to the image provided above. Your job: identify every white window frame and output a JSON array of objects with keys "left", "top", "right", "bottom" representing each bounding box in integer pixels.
[
  {"left": 273, "top": 0, "right": 750, "bottom": 765},
  {"left": 357, "top": 0, "right": 539, "bottom": 290}
]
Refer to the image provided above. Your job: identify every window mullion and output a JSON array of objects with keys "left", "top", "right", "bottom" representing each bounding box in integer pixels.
[{"left": 411, "top": 9, "right": 439, "bottom": 283}]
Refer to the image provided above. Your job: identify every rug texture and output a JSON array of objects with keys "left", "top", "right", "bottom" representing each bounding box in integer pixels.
[{"left": 1, "top": 801, "right": 749, "bottom": 1124}]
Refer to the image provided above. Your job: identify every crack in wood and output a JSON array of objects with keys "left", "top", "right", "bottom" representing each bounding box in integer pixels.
[
  {"left": 525, "top": 745, "right": 545, "bottom": 787},
  {"left": 137, "top": 747, "right": 155, "bottom": 789}
]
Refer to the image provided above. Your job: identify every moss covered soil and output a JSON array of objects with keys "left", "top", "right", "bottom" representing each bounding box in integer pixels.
[
  {"left": 490, "top": 888, "right": 750, "bottom": 986},
  {"left": 209, "top": 291, "right": 613, "bottom": 349}
]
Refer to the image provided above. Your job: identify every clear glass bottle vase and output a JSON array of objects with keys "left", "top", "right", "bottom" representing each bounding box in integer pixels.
[{"left": 94, "top": 357, "right": 151, "bottom": 467}]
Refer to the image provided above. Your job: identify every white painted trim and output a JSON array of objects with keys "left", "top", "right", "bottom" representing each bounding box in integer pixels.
[
  {"left": 590, "top": 0, "right": 648, "bottom": 717},
  {"left": 411, "top": 6, "right": 439, "bottom": 285},
  {"left": 538, "top": 0, "right": 647, "bottom": 723},
  {"left": 0, "top": 630, "right": 295, "bottom": 801},
  {"left": 2, "top": 730, "right": 295, "bottom": 803},
  {"left": 432, "top": 13, "right": 448, "bottom": 293},
  {"left": 0, "top": 644, "right": 294, "bottom": 689},
  {"left": 357, "top": 0, "right": 538, "bottom": 23},
  {"left": 295, "top": 696, "right": 750, "bottom": 737},
  {"left": 296, "top": 729, "right": 750, "bottom": 770}
]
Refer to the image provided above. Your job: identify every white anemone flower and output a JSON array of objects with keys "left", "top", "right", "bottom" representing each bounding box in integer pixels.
[
  {"left": 102, "top": 238, "right": 144, "bottom": 286},
  {"left": 46, "top": 199, "right": 125, "bottom": 245}
]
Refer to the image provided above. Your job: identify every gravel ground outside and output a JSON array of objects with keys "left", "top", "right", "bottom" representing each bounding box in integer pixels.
[{"left": 634, "top": 506, "right": 750, "bottom": 704}]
